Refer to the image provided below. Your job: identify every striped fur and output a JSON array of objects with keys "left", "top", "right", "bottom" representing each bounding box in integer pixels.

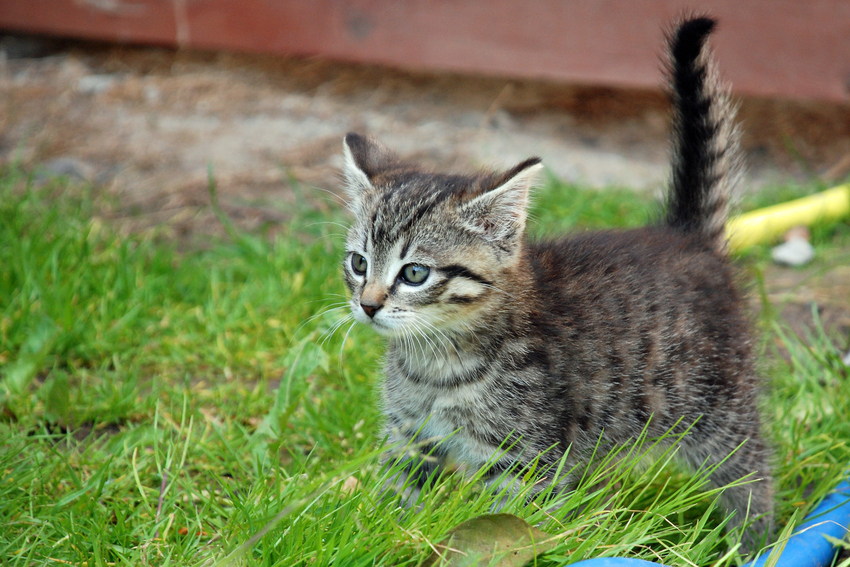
[
  {"left": 665, "top": 17, "right": 742, "bottom": 252},
  {"left": 339, "top": 18, "right": 772, "bottom": 552}
]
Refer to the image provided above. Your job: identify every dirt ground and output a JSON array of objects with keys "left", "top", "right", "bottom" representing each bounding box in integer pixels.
[{"left": 1, "top": 36, "right": 848, "bottom": 351}]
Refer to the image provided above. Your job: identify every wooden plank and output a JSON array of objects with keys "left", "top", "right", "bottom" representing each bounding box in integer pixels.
[{"left": 1, "top": 0, "right": 848, "bottom": 102}]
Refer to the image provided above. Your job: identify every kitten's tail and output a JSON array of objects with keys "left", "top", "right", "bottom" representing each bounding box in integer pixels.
[{"left": 665, "top": 17, "right": 741, "bottom": 253}]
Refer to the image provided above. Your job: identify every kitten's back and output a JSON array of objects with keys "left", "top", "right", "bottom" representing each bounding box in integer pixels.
[{"left": 527, "top": 226, "right": 752, "bottom": 439}]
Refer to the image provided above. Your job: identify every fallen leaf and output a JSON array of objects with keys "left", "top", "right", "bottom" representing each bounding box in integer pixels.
[{"left": 423, "top": 513, "right": 558, "bottom": 567}]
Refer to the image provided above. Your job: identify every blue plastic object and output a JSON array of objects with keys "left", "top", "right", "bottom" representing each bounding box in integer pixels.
[
  {"left": 565, "top": 479, "right": 850, "bottom": 567},
  {"left": 743, "top": 480, "right": 850, "bottom": 567}
]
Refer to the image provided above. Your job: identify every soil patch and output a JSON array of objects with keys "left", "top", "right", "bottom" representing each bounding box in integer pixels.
[{"left": 2, "top": 38, "right": 850, "bottom": 243}]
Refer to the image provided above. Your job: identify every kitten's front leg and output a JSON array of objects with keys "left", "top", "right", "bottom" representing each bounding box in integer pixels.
[
  {"left": 484, "top": 469, "right": 525, "bottom": 512},
  {"left": 380, "top": 427, "right": 446, "bottom": 508},
  {"left": 483, "top": 455, "right": 578, "bottom": 513}
]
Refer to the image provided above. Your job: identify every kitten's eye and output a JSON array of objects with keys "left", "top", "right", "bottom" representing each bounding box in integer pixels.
[
  {"left": 400, "top": 264, "right": 430, "bottom": 285},
  {"left": 351, "top": 253, "right": 368, "bottom": 275}
]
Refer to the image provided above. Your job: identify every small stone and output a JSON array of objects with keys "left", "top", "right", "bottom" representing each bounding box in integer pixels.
[
  {"left": 771, "top": 237, "right": 815, "bottom": 267},
  {"left": 78, "top": 74, "right": 116, "bottom": 95},
  {"left": 843, "top": 350, "right": 850, "bottom": 367}
]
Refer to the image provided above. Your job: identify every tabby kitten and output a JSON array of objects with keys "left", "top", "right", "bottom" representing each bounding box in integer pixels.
[{"left": 340, "top": 18, "right": 772, "bottom": 548}]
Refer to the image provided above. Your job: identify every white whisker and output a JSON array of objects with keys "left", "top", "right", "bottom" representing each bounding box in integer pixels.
[
  {"left": 480, "top": 282, "right": 516, "bottom": 300},
  {"left": 419, "top": 317, "right": 462, "bottom": 360},
  {"left": 425, "top": 319, "right": 463, "bottom": 361},
  {"left": 414, "top": 319, "right": 441, "bottom": 359},
  {"left": 306, "top": 220, "right": 352, "bottom": 231},
  {"left": 309, "top": 185, "right": 349, "bottom": 208},
  {"left": 429, "top": 311, "right": 477, "bottom": 335},
  {"left": 408, "top": 326, "right": 429, "bottom": 364},
  {"left": 320, "top": 313, "right": 354, "bottom": 347},
  {"left": 399, "top": 328, "right": 417, "bottom": 363},
  {"left": 337, "top": 320, "right": 357, "bottom": 369},
  {"left": 294, "top": 303, "right": 351, "bottom": 336}
]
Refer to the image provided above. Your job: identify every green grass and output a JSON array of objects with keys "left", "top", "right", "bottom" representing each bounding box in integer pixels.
[{"left": 1, "top": 167, "right": 849, "bottom": 566}]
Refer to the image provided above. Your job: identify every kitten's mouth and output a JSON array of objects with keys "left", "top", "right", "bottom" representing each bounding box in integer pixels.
[
  {"left": 361, "top": 317, "right": 412, "bottom": 339},
  {"left": 357, "top": 316, "right": 393, "bottom": 335},
  {"left": 369, "top": 321, "right": 400, "bottom": 337}
]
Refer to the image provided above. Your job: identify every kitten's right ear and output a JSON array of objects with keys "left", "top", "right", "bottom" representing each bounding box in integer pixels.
[{"left": 342, "top": 133, "right": 399, "bottom": 203}]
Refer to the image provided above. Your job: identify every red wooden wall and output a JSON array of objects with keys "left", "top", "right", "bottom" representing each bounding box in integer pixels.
[{"left": 1, "top": 0, "right": 848, "bottom": 102}]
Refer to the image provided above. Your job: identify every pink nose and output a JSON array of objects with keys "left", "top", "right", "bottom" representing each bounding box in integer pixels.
[{"left": 360, "top": 302, "right": 381, "bottom": 318}]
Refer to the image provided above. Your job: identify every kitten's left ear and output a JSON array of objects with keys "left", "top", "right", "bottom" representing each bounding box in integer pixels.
[
  {"left": 342, "top": 133, "right": 400, "bottom": 203},
  {"left": 460, "top": 158, "right": 543, "bottom": 243}
]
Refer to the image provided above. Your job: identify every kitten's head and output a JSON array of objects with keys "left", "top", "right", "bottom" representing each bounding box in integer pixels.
[{"left": 341, "top": 133, "right": 542, "bottom": 338}]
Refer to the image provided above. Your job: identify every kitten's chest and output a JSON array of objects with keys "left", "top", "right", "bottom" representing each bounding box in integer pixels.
[
  {"left": 417, "top": 396, "right": 498, "bottom": 470},
  {"left": 384, "top": 354, "right": 500, "bottom": 466},
  {"left": 385, "top": 375, "right": 485, "bottom": 430}
]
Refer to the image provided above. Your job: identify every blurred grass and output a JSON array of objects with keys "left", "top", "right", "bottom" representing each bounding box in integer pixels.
[{"left": 1, "top": 166, "right": 849, "bottom": 566}]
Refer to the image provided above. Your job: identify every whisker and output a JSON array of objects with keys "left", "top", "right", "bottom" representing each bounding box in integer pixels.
[
  {"left": 407, "top": 314, "right": 443, "bottom": 360},
  {"left": 301, "top": 295, "right": 348, "bottom": 306},
  {"left": 398, "top": 321, "right": 426, "bottom": 364},
  {"left": 319, "top": 318, "right": 347, "bottom": 346},
  {"left": 306, "top": 302, "right": 350, "bottom": 317},
  {"left": 320, "top": 313, "right": 354, "bottom": 347},
  {"left": 309, "top": 185, "right": 349, "bottom": 208},
  {"left": 417, "top": 316, "right": 462, "bottom": 360},
  {"left": 398, "top": 328, "right": 415, "bottom": 362},
  {"left": 305, "top": 220, "right": 351, "bottom": 231},
  {"left": 294, "top": 303, "right": 351, "bottom": 336},
  {"left": 338, "top": 320, "right": 357, "bottom": 370},
  {"left": 408, "top": 326, "right": 429, "bottom": 364},
  {"left": 414, "top": 320, "right": 441, "bottom": 360},
  {"left": 429, "top": 312, "right": 477, "bottom": 335},
  {"left": 480, "top": 282, "right": 516, "bottom": 300}
]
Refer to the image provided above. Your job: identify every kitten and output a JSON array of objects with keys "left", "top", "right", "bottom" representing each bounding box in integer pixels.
[{"left": 340, "top": 17, "right": 773, "bottom": 549}]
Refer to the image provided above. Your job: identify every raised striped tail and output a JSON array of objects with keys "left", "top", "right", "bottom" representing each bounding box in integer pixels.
[{"left": 665, "top": 17, "right": 741, "bottom": 253}]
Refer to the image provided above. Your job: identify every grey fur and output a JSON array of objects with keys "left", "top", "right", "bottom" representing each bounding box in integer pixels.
[{"left": 339, "top": 17, "right": 772, "bottom": 551}]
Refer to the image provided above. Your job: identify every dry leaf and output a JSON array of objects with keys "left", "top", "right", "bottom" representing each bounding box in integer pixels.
[{"left": 422, "top": 513, "right": 557, "bottom": 567}]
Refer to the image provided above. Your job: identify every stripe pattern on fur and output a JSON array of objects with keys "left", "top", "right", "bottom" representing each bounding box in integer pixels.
[{"left": 339, "top": 17, "right": 772, "bottom": 552}]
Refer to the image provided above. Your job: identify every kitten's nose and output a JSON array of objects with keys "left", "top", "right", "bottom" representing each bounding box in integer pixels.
[
  {"left": 360, "top": 300, "right": 382, "bottom": 318},
  {"left": 360, "top": 283, "right": 386, "bottom": 319}
]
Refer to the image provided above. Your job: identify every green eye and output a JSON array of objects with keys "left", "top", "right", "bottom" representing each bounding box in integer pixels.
[
  {"left": 351, "top": 253, "right": 368, "bottom": 275},
  {"left": 400, "top": 264, "right": 430, "bottom": 285}
]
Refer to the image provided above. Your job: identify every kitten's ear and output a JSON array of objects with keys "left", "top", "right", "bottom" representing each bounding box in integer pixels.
[
  {"left": 460, "top": 158, "right": 543, "bottom": 243},
  {"left": 342, "top": 133, "right": 399, "bottom": 202}
]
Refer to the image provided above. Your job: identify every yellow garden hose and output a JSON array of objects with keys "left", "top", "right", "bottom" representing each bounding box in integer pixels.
[{"left": 725, "top": 184, "right": 850, "bottom": 251}]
